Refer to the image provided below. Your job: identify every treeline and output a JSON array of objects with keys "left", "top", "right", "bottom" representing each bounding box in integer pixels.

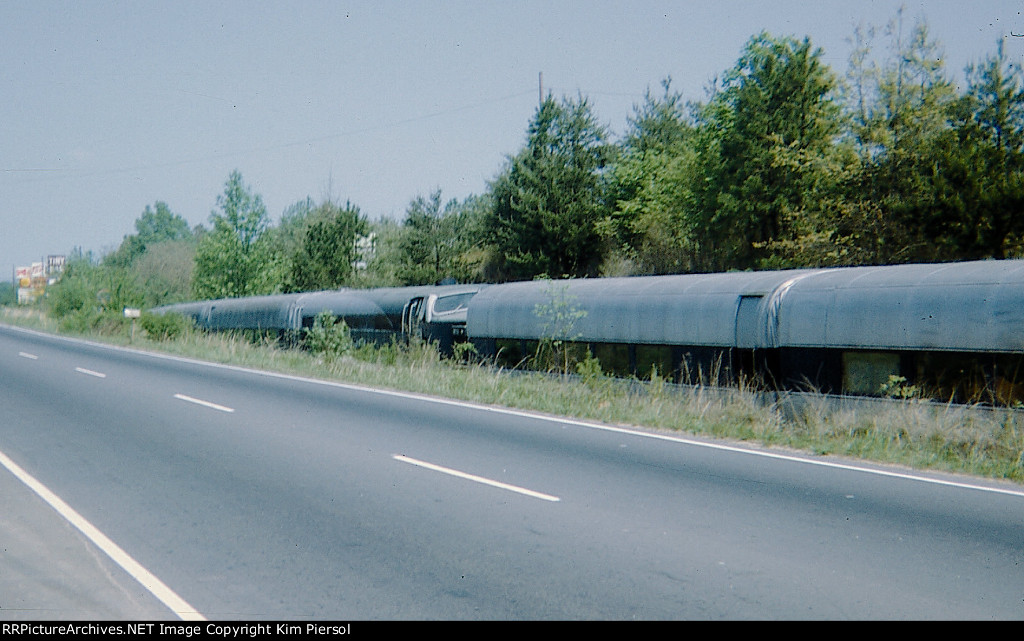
[{"left": 45, "top": 12, "right": 1024, "bottom": 330}]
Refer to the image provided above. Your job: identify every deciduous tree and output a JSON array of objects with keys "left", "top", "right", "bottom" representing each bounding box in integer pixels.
[
  {"left": 192, "top": 171, "right": 284, "bottom": 299},
  {"left": 601, "top": 79, "right": 702, "bottom": 274},
  {"left": 288, "top": 200, "right": 368, "bottom": 291},
  {"left": 696, "top": 32, "right": 842, "bottom": 270}
]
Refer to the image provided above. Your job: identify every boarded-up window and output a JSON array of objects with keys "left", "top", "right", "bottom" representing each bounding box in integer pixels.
[{"left": 843, "top": 351, "right": 901, "bottom": 395}]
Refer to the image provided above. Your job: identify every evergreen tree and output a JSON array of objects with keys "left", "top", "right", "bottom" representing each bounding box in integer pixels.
[
  {"left": 395, "top": 189, "right": 478, "bottom": 285},
  {"left": 487, "top": 95, "right": 612, "bottom": 280},
  {"left": 952, "top": 38, "right": 1024, "bottom": 259}
]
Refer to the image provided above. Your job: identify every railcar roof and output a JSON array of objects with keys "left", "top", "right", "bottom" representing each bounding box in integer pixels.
[
  {"left": 465, "top": 270, "right": 813, "bottom": 346},
  {"left": 776, "top": 259, "right": 1024, "bottom": 352},
  {"left": 784, "top": 259, "right": 1024, "bottom": 290},
  {"left": 466, "top": 260, "right": 1024, "bottom": 349}
]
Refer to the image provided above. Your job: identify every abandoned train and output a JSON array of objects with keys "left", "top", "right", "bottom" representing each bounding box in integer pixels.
[
  {"left": 153, "top": 259, "right": 1024, "bottom": 404},
  {"left": 155, "top": 284, "right": 486, "bottom": 355}
]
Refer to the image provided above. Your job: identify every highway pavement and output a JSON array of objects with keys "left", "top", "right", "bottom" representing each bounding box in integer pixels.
[{"left": 1, "top": 324, "right": 1022, "bottom": 620}]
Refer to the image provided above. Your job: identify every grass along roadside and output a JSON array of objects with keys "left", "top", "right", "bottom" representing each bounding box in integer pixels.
[{"left": 3, "top": 306, "right": 1023, "bottom": 484}]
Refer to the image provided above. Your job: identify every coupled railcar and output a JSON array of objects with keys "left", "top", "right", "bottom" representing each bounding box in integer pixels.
[
  {"left": 153, "top": 291, "right": 392, "bottom": 343},
  {"left": 153, "top": 260, "right": 1024, "bottom": 403},
  {"left": 153, "top": 283, "right": 488, "bottom": 355},
  {"left": 357, "top": 284, "right": 488, "bottom": 354},
  {"left": 465, "top": 269, "right": 806, "bottom": 385},
  {"left": 465, "top": 260, "right": 1024, "bottom": 403},
  {"left": 772, "top": 260, "right": 1024, "bottom": 402}
]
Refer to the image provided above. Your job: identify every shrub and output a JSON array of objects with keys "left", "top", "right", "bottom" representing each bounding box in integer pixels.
[
  {"left": 140, "top": 311, "right": 191, "bottom": 341},
  {"left": 304, "top": 311, "right": 353, "bottom": 360}
]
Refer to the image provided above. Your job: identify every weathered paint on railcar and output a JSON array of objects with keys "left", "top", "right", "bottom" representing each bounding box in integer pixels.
[
  {"left": 464, "top": 271, "right": 810, "bottom": 348},
  {"left": 151, "top": 300, "right": 212, "bottom": 327},
  {"left": 293, "top": 291, "right": 392, "bottom": 331},
  {"left": 774, "top": 259, "right": 1024, "bottom": 353},
  {"left": 202, "top": 294, "right": 300, "bottom": 332}
]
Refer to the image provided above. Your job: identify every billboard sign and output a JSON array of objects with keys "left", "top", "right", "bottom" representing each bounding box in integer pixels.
[
  {"left": 47, "top": 255, "right": 65, "bottom": 274},
  {"left": 15, "top": 266, "right": 30, "bottom": 287}
]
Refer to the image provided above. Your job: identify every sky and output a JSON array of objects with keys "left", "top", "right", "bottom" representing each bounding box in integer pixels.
[{"left": 2, "top": 0, "right": 1022, "bottom": 277}]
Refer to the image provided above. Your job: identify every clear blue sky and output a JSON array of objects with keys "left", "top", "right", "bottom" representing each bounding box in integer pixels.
[{"left": 2, "top": 1, "right": 1021, "bottom": 275}]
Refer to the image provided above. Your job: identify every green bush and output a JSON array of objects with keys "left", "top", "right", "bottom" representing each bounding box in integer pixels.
[
  {"left": 574, "top": 349, "right": 604, "bottom": 387},
  {"left": 55, "top": 307, "right": 135, "bottom": 338},
  {"left": 140, "top": 311, "right": 191, "bottom": 341},
  {"left": 304, "top": 311, "right": 353, "bottom": 360}
]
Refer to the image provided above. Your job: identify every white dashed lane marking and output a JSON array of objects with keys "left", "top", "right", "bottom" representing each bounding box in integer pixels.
[
  {"left": 394, "top": 454, "right": 560, "bottom": 502},
  {"left": 173, "top": 393, "right": 235, "bottom": 413},
  {"left": 75, "top": 367, "right": 107, "bottom": 378}
]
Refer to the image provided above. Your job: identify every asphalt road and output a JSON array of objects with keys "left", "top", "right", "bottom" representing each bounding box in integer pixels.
[{"left": 1, "top": 324, "right": 1022, "bottom": 620}]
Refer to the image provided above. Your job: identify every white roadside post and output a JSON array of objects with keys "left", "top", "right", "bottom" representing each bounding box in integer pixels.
[{"left": 124, "top": 307, "right": 141, "bottom": 342}]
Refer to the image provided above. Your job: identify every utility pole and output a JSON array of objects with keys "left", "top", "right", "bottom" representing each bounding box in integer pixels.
[{"left": 539, "top": 71, "right": 543, "bottom": 107}]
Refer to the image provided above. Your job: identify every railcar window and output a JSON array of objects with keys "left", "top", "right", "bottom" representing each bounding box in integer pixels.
[
  {"left": 842, "top": 351, "right": 900, "bottom": 395},
  {"left": 341, "top": 314, "right": 372, "bottom": 330},
  {"left": 494, "top": 339, "right": 526, "bottom": 368},
  {"left": 432, "top": 293, "right": 475, "bottom": 314},
  {"left": 914, "top": 352, "right": 1024, "bottom": 405},
  {"left": 592, "top": 343, "right": 630, "bottom": 377},
  {"left": 637, "top": 345, "right": 674, "bottom": 381}
]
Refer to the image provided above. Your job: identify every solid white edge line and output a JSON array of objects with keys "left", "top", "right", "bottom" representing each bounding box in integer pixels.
[
  {"left": 394, "top": 454, "right": 560, "bottom": 502},
  {"left": 0, "top": 448, "right": 206, "bottom": 621},
  {"left": 5, "top": 324, "right": 1024, "bottom": 499},
  {"left": 75, "top": 367, "right": 107, "bottom": 378},
  {"left": 173, "top": 393, "right": 235, "bottom": 413}
]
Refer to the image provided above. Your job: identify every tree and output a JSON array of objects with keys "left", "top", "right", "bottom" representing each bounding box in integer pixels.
[
  {"left": 601, "top": 78, "right": 703, "bottom": 274},
  {"left": 695, "top": 32, "right": 842, "bottom": 270},
  {"left": 135, "top": 201, "right": 191, "bottom": 245},
  {"left": 132, "top": 239, "right": 196, "bottom": 306},
  {"left": 192, "top": 171, "right": 284, "bottom": 299},
  {"left": 287, "top": 200, "right": 368, "bottom": 291},
  {"left": 949, "top": 38, "right": 1024, "bottom": 259},
  {"left": 357, "top": 217, "right": 405, "bottom": 287},
  {"left": 395, "top": 189, "right": 484, "bottom": 285},
  {"left": 105, "top": 201, "right": 191, "bottom": 269},
  {"left": 270, "top": 197, "right": 317, "bottom": 260},
  {"left": 487, "top": 95, "right": 612, "bottom": 280},
  {"left": 622, "top": 77, "right": 693, "bottom": 155},
  {"left": 846, "top": 14, "right": 962, "bottom": 263},
  {"left": 46, "top": 251, "right": 144, "bottom": 333}
]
